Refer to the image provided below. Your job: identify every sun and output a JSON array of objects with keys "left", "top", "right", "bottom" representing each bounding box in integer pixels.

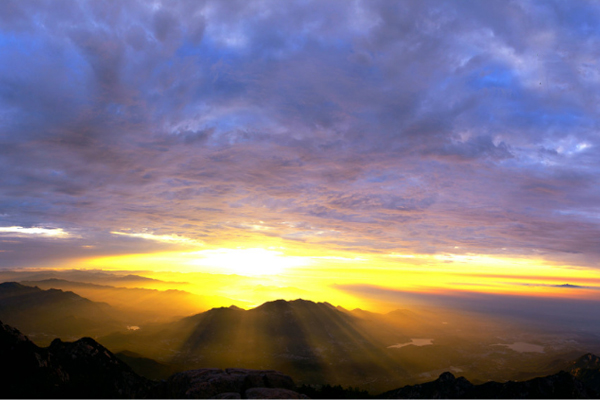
[{"left": 187, "top": 248, "right": 311, "bottom": 276}]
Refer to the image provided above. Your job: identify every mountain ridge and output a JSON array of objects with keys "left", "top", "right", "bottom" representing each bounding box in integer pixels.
[
  {"left": 2, "top": 319, "right": 600, "bottom": 398},
  {"left": 99, "top": 297, "right": 409, "bottom": 390},
  {"left": 0, "top": 281, "right": 125, "bottom": 343},
  {"left": 0, "top": 320, "right": 307, "bottom": 399},
  {"left": 378, "top": 370, "right": 598, "bottom": 399}
]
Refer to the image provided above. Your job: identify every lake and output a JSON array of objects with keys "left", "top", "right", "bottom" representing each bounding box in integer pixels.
[{"left": 388, "top": 338, "right": 434, "bottom": 349}]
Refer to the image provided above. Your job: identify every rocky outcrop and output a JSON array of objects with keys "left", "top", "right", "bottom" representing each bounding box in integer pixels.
[
  {"left": 379, "top": 372, "right": 474, "bottom": 399},
  {"left": 379, "top": 370, "right": 595, "bottom": 399},
  {"left": 475, "top": 371, "right": 592, "bottom": 399},
  {"left": 4, "top": 316, "right": 599, "bottom": 399},
  {"left": 567, "top": 353, "right": 600, "bottom": 396},
  {"left": 0, "top": 320, "right": 151, "bottom": 398},
  {"left": 150, "top": 367, "right": 308, "bottom": 399},
  {"left": 0, "top": 320, "right": 307, "bottom": 398}
]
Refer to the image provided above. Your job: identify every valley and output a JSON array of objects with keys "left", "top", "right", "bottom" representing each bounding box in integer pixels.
[{"left": 1, "top": 275, "right": 599, "bottom": 394}]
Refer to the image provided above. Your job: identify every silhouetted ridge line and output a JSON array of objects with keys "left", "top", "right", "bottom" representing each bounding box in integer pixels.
[
  {"left": 378, "top": 370, "right": 599, "bottom": 399},
  {"left": 0, "top": 320, "right": 309, "bottom": 398},
  {"left": 0, "top": 319, "right": 151, "bottom": 398}
]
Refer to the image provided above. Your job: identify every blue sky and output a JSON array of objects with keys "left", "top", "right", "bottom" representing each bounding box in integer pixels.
[{"left": 0, "top": 0, "right": 599, "bottom": 276}]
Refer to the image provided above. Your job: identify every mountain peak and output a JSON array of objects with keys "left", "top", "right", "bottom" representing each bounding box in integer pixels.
[
  {"left": 252, "top": 298, "right": 341, "bottom": 311},
  {"left": 0, "top": 321, "right": 151, "bottom": 398},
  {"left": 252, "top": 298, "right": 311, "bottom": 311},
  {"left": 438, "top": 371, "right": 456, "bottom": 382},
  {"left": 0, "top": 281, "right": 35, "bottom": 291},
  {"left": 571, "top": 353, "right": 600, "bottom": 371}
]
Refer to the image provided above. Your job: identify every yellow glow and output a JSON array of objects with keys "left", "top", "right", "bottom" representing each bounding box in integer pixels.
[
  {"left": 74, "top": 245, "right": 600, "bottom": 314},
  {"left": 187, "top": 248, "right": 312, "bottom": 276}
]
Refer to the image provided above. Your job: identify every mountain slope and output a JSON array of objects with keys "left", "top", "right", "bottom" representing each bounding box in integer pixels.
[
  {"left": 378, "top": 370, "right": 596, "bottom": 399},
  {"left": 115, "top": 350, "right": 179, "bottom": 380},
  {"left": 153, "top": 299, "right": 408, "bottom": 390},
  {"left": 0, "top": 320, "right": 307, "bottom": 399},
  {"left": 0, "top": 320, "right": 151, "bottom": 398},
  {"left": 20, "top": 278, "right": 217, "bottom": 322},
  {"left": 567, "top": 353, "right": 600, "bottom": 395},
  {"left": 96, "top": 298, "right": 600, "bottom": 393},
  {"left": 0, "top": 282, "right": 125, "bottom": 343}
]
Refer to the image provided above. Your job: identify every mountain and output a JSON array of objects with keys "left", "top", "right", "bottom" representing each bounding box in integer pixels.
[
  {"left": 152, "top": 368, "right": 308, "bottom": 399},
  {"left": 567, "top": 353, "right": 600, "bottom": 395},
  {"left": 115, "top": 350, "right": 179, "bottom": 380},
  {"left": 0, "top": 269, "right": 175, "bottom": 287},
  {"left": 378, "top": 370, "right": 596, "bottom": 399},
  {"left": 0, "top": 319, "right": 151, "bottom": 398},
  {"left": 99, "top": 299, "right": 410, "bottom": 392},
  {"left": 176, "top": 299, "right": 414, "bottom": 389},
  {"left": 20, "top": 278, "right": 221, "bottom": 322},
  {"left": 0, "top": 282, "right": 125, "bottom": 344},
  {"left": 0, "top": 320, "right": 307, "bottom": 399}
]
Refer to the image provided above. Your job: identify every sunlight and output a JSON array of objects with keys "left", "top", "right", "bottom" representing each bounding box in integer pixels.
[{"left": 187, "top": 248, "right": 312, "bottom": 276}]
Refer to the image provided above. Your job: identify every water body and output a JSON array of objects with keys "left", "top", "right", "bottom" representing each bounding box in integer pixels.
[
  {"left": 492, "top": 342, "right": 544, "bottom": 353},
  {"left": 388, "top": 338, "right": 434, "bottom": 349}
]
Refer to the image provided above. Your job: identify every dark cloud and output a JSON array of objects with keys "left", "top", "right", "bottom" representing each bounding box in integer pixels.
[
  {"left": 0, "top": 0, "right": 599, "bottom": 269},
  {"left": 509, "top": 282, "right": 600, "bottom": 290}
]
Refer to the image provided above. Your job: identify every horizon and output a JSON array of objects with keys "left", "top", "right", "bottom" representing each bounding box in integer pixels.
[{"left": 1, "top": 0, "right": 600, "bottom": 326}]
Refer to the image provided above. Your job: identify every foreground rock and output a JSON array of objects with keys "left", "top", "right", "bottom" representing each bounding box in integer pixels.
[
  {"left": 150, "top": 367, "right": 308, "bottom": 399},
  {"left": 379, "top": 370, "right": 595, "bottom": 399},
  {"left": 567, "top": 353, "right": 600, "bottom": 395},
  {"left": 0, "top": 320, "right": 307, "bottom": 398},
  {"left": 0, "top": 320, "right": 151, "bottom": 398}
]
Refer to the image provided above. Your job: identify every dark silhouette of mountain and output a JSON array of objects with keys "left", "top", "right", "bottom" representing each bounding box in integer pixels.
[
  {"left": 378, "top": 372, "right": 473, "bottom": 399},
  {"left": 0, "top": 282, "right": 125, "bottom": 343},
  {"left": 3, "top": 269, "right": 174, "bottom": 286},
  {"left": 19, "top": 278, "right": 220, "bottom": 322},
  {"left": 150, "top": 368, "right": 308, "bottom": 399},
  {"left": 2, "top": 315, "right": 600, "bottom": 399},
  {"left": 567, "top": 353, "right": 600, "bottom": 396},
  {"left": 98, "top": 299, "right": 409, "bottom": 391},
  {"left": 168, "top": 299, "right": 408, "bottom": 390},
  {"left": 0, "top": 320, "right": 151, "bottom": 398},
  {"left": 115, "top": 350, "right": 179, "bottom": 380},
  {"left": 92, "top": 297, "right": 600, "bottom": 394},
  {"left": 297, "top": 383, "right": 371, "bottom": 399},
  {"left": 0, "top": 320, "right": 308, "bottom": 399},
  {"left": 378, "top": 370, "right": 597, "bottom": 399}
]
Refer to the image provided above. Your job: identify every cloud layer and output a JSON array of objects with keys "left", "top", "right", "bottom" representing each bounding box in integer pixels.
[{"left": 1, "top": 0, "right": 600, "bottom": 268}]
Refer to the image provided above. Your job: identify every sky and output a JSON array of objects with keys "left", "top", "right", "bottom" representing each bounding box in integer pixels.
[{"left": 1, "top": 0, "right": 600, "bottom": 310}]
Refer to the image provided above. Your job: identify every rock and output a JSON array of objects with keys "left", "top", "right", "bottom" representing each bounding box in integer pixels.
[
  {"left": 245, "top": 387, "right": 309, "bottom": 399},
  {"left": 0, "top": 320, "right": 152, "bottom": 398},
  {"left": 379, "top": 369, "right": 596, "bottom": 399},
  {"left": 214, "top": 392, "right": 241, "bottom": 399},
  {"left": 380, "top": 372, "right": 474, "bottom": 399},
  {"left": 567, "top": 353, "right": 600, "bottom": 396},
  {"left": 0, "top": 320, "right": 307, "bottom": 399},
  {"left": 152, "top": 367, "right": 301, "bottom": 399}
]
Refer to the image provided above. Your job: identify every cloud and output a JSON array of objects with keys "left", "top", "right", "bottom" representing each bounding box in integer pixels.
[
  {"left": 506, "top": 282, "right": 600, "bottom": 291},
  {"left": 0, "top": 226, "right": 71, "bottom": 238},
  {"left": 0, "top": 0, "right": 600, "bottom": 270},
  {"left": 110, "top": 231, "right": 203, "bottom": 246}
]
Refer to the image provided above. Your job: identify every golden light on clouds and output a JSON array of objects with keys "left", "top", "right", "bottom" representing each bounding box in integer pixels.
[
  {"left": 77, "top": 244, "right": 600, "bottom": 313},
  {"left": 110, "top": 231, "right": 203, "bottom": 246},
  {"left": 186, "top": 248, "right": 312, "bottom": 276},
  {"left": 0, "top": 226, "right": 71, "bottom": 238}
]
